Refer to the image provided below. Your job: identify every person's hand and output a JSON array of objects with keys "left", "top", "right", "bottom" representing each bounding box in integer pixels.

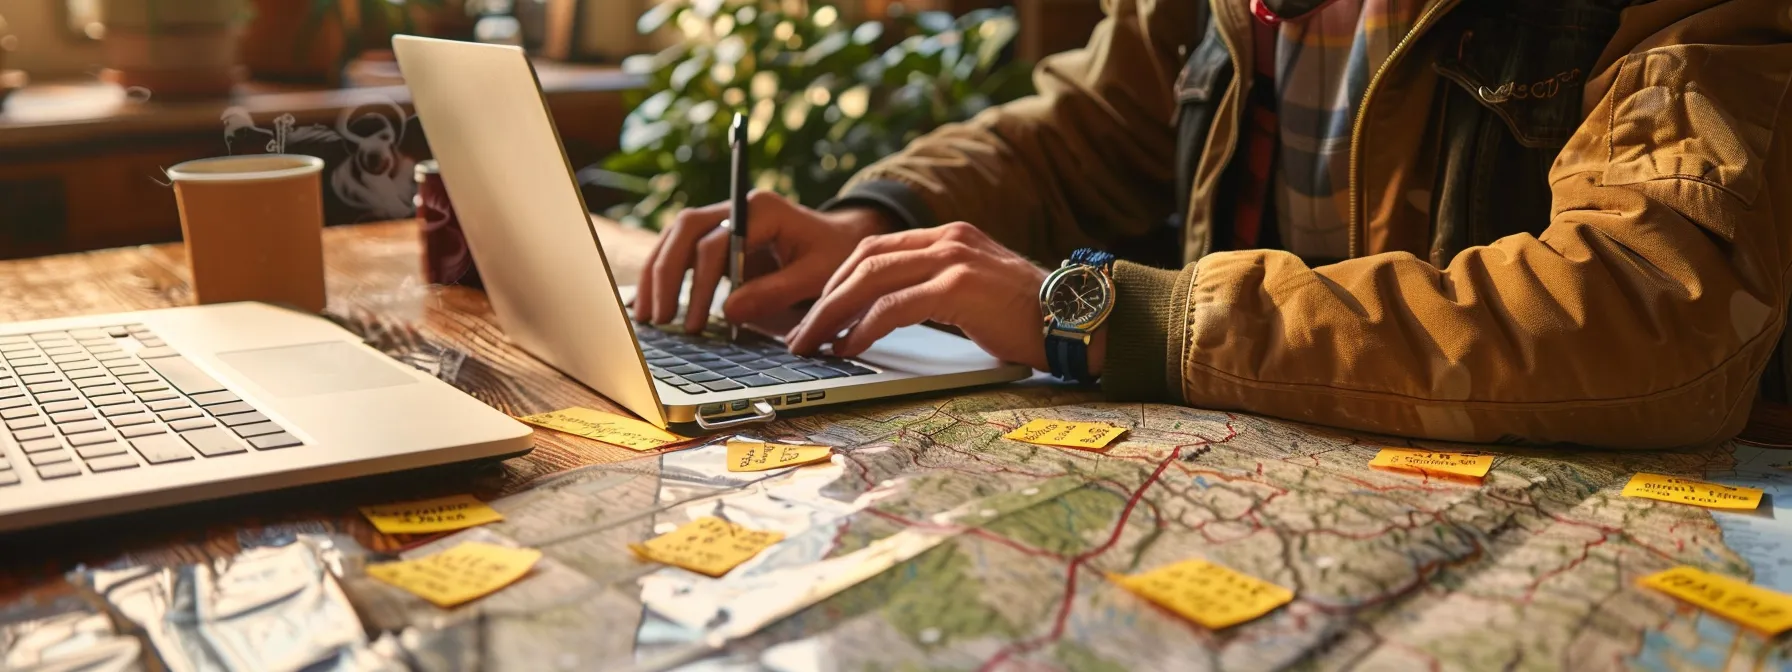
[
  {"left": 786, "top": 222, "right": 1104, "bottom": 374},
  {"left": 633, "top": 191, "right": 893, "bottom": 333}
]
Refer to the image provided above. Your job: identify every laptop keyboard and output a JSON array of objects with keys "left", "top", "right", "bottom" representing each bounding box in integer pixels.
[
  {"left": 635, "top": 324, "right": 878, "bottom": 395},
  {"left": 0, "top": 325, "right": 301, "bottom": 487}
]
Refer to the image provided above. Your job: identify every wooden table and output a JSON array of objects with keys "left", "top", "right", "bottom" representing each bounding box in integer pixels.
[{"left": 0, "top": 217, "right": 664, "bottom": 597}]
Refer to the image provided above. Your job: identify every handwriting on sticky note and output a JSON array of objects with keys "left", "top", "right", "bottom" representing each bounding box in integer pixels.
[
  {"left": 727, "top": 440, "right": 833, "bottom": 473},
  {"left": 359, "top": 494, "right": 503, "bottom": 534},
  {"left": 1621, "top": 473, "right": 1763, "bottom": 510},
  {"left": 1639, "top": 566, "right": 1792, "bottom": 635},
  {"left": 1003, "top": 419, "right": 1126, "bottom": 450},
  {"left": 1113, "top": 559, "right": 1294, "bottom": 629},
  {"left": 1369, "top": 448, "right": 1494, "bottom": 479},
  {"left": 365, "top": 542, "right": 542, "bottom": 608},
  {"left": 519, "top": 407, "right": 683, "bottom": 451},
  {"left": 629, "top": 516, "right": 784, "bottom": 577}
]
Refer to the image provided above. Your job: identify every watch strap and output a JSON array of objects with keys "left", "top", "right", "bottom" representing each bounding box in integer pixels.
[{"left": 1044, "top": 248, "right": 1114, "bottom": 384}]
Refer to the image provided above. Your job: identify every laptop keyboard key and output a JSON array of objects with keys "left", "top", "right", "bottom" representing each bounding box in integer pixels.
[
  {"left": 5, "top": 416, "right": 45, "bottom": 431},
  {"left": 119, "top": 424, "right": 165, "bottom": 439},
  {"left": 50, "top": 409, "right": 95, "bottom": 424},
  {"left": 170, "top": 418, "right": 214, "bottom": 432},
  {"left": 35, "top": 390, "right": 79, "bottom": 404},
  {"left": 76, "top": 442, "right": 128, "bottom": 459},
  {"left": 793, "top": 366, "right": 847, "bottom": 380},
  {"left": 89, "top": 394, "right": 133, "bottom": 407},
  {"left": 699, "top": 379, "right": 745, "bottom": 392},
  {"left": 69, "top": 432, "right": 118, "bottom": 448},
  {"left": 109, "top": 413, "right": 155, "bottom": 428},
  {"left": 0, "top": 471, "right": 17, "bottom": 487},
  {"left": 762, "top": 367, "right": 817, "bottom": 383},
  {"left": 131, "top": 435, "right": 195, "bottom": 464},
  {"left": 22, "top": 374, "right": 61, "bottom": 385},
  {"left": 667, "top": 364, "right": 705, "bottom": 376},
  {"left": 158, "top": 408, "right": 203, "bottom": 422},
  {"left": 220, "top": 412, "right": 268, "bottom": 427},
  {"left": 651, "top": 368, "right": 679, "bottom": 380},
  {"left": 676, "top": 383, "right": 709, "bottom": 395},
  {"left": 0, "top": 397, "right": 26, "bottom": 412},
  {"left": 190, "top": 391, "right": 239, "bottom": 406},
  {"left": 27, "top": 381, "right": 70, "bottom": 394},
  {"left": 138, "top": 390, "right": 179, "bottom": 403},
  {"left": 182, "top": 427, "right": 248, "bottom": 456},
  {"left": 126, "top": 382, "right": 168, "bottom": 394},
  {"left": 20, "top": 437, "right": 63, "bottom": 453},
  {"left": 249, "top": 433, "right": 302, "bottom": 450},
  {"left": 42, "top": 400, "right": 86, "bottom": 414},
  {"left": 37, "top": 462, "right": 81, "bottom": 480},
  {"left": 101, "top": 404, "right": 146, "bottom": 417},
  {"left": 683, "top": 371, "right": 722, "bottom": 383},
  {"left": 231, "top": 422, "right": 284, "bottom": 438},
  {"left": 2, "top": 406, "right": 36, "bottom": 420},
  {"left": 709, "top": 366, "right": 752, "bottom": 378},
  {"left": 735, "top": 374, "right": 783, "bottom": 387},
  {"left": 59, "top": 419, "right": 107, "bottom": 435},
  {"left": 12, "top": 426, "right": 54, "bottom": 441},
  {"left": 116, "top": 373, "right": 157, "bottom": 385},
  {"left": 28, "top": 450, "right": 71, "bottom": 466},
  {"left": 206, "top": 401, "right": 254, "bottom": 416},
  {"left": 14, "top": 364, "right": 54, "bottom": 376},
  {"left": 742, "top": 359, "right": 783, "bottom": 371},
  {"left": 141, "top": 356, "right": 224, "bottom": 394},
  {"left": 135, "top": 346, "right": 178, "bottom": 360},
  {"left": 86, "top": 454, "right": 140, "bottom": 472},
  {"left": 147, "top": 398, "right": 188, "bottom": 412}
]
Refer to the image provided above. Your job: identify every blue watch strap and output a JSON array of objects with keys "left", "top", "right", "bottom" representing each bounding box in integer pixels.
[{"left": 1045, "top": 248, "right": 1113, "bottom": 384}]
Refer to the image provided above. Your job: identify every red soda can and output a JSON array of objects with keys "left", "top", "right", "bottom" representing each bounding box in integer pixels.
[{"left": 415, "top": 160, "right": 482, "bottom": 288}]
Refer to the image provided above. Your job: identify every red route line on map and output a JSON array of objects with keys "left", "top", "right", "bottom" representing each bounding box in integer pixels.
[{"left": 979, "top": 447, "right": 1186, "bottom": 671}]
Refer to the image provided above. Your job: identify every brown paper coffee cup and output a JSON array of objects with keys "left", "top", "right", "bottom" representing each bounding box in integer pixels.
[{"left": 167, "top": 155, "right": 327, "bottom": 313}]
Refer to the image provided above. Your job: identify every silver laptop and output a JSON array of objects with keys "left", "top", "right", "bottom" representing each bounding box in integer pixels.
[
  {"left": 395, "top": 36, "right": 1030, "bottom": 431},
  {"left": 0, "top": 302, "right": 534, "bottom": 532}
]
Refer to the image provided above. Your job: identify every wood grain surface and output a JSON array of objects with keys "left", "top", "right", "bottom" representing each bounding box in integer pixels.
[{"left": 0, "top": 217, "right": 672, "bottom": 597}]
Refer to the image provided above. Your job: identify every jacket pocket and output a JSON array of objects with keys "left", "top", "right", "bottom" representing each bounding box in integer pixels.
[{"left": 1603, "top": 44, "right": 1792, "bottom": 207}]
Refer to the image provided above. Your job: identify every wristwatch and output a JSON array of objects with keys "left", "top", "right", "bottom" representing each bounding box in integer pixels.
[{"left": 1040, "top": 248, "right": 1117, "bottom": 383}]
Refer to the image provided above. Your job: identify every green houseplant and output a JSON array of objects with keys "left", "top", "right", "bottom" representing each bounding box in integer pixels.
[{"left": 599, "top": 1, "right": 1035, "bottom": 230}]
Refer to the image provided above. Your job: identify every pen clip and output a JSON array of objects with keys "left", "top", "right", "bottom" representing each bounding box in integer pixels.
[{"left": 730, "top": 113, "right": 746, "bottom": 148}]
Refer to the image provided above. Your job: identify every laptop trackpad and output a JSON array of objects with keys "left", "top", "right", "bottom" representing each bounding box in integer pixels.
[{"left": 218, "top": 342, "right": 417, "bottom": 398}]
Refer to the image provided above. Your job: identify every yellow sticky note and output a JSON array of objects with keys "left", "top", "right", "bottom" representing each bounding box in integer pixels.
[
  {"left": 1113, "top": 559, "right": 1294, "bottom": 629},
  {"left": 365, "top": 542, "right": 542, "bottom": 608},
  {"left": 359, "top": 494, "right": 504, "bottom": 534},
  {"left": 1003, "top": 419, "right": 1127, "bottom": 450},
  {"left": 727, "top": 440, "right": 833, "bottom": 472},
  {"left": 630, "top": 516, "right": 784, "bottom": 577},
  {"left": 1369, "top": 448, "right": 1495, "bottom": 479},
  {"left": 1621, "top": 473, "right": 1763, "bottom": 510},
  {"left": 1639, "top": 566, "right": 1792, "bottom": 635},
  {"left": 519, "top": 407, "right": 683, "bottom": 451}
]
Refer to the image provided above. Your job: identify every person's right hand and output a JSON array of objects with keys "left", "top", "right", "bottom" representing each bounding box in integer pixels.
[{"left": 632, "top": 190, "right": 894, "bottom": 334}]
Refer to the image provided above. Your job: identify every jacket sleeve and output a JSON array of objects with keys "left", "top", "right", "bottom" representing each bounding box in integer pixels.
[
  {"left": 1103, "top": 2, "right": 1792, "bottom": 449},
  {"left": 824, "top": 0, "right": 1201, "bottom": 262}
]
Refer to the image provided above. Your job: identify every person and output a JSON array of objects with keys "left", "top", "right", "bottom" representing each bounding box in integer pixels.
[{"left": 634, "top": 0, "right": 1792, "bottom": 449}]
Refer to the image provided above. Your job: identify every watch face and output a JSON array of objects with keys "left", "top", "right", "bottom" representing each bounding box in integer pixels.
[{"left": 1045, "top": 266, "right": 1111, "bottom": 327}]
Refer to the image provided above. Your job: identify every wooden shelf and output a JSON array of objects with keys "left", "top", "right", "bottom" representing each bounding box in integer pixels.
[{"left": 0, "top": 60, "right": 642, "bottom": 260}]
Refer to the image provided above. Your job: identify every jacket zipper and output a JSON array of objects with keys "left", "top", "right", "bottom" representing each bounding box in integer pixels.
[
  {"left": 1345, "top": 0, "right": 1460, "bottom": 259},
  {"left": 1192, "top": 0, "right": 1249, "bottom": 259}
]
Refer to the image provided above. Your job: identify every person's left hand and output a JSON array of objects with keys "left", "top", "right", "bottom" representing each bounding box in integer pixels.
[{"left": 784, "top": 222, "right": 1055, "bottom": 370}]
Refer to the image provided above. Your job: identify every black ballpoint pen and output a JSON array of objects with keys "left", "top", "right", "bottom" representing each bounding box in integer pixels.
[{"left": 728, "top": 113, "right": 748, "bottom": 342}]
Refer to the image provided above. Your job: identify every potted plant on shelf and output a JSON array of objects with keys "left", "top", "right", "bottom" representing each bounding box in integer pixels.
[
  {"left": 99, "top": 0, "right": 251, "bottom": 98},
  {"left": 240, "top": 0, "right": 455, "bottom": 85}
]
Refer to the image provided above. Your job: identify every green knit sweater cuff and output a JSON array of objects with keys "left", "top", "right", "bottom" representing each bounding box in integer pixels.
[{"left": 1101, "top": 261, "right": 1192, "bottom": 403}]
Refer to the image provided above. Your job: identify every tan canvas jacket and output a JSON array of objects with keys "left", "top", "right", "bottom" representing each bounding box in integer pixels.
[{"left": 838, "top": 0, "right": 1792, "bottom": 449}]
